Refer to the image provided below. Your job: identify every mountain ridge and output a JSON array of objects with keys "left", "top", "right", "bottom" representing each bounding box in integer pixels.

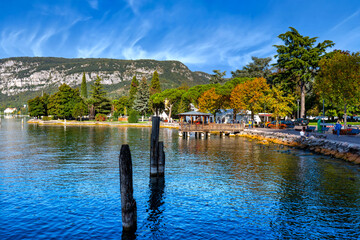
[{"left": 0, "top": 57, "right": 211, "bottom": 107}]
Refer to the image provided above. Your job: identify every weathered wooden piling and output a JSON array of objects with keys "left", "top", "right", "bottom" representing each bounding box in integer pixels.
[
  {"left": 119, "top": 144, "right": 137, "bottom": 233},
  {"left": 150, "top": 116, "right": 166, "bottom": 177},
  {"left": 150, "top": 116, "right": 160, "bottom": 177},
  {"left": 158, "top": 141, "right": 165, "bottom": 176}
]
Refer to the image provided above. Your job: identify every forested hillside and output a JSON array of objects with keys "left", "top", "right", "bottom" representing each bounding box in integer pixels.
[{"left": 0, "top": 57, "right": 210, "bottom": 108}]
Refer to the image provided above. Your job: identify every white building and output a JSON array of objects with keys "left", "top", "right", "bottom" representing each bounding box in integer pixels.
[
  {"left": 215, "top": 109, "right": 262, "bottom": 124},
  {"left": 4, "top": 108, "right": 17, "bottom": 115}
]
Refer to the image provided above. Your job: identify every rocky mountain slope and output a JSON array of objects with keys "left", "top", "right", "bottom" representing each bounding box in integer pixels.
[{"left": 0, "top": 57, "right": 210, "bottom": 107}]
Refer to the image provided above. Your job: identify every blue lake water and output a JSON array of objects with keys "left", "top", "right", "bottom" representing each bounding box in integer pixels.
[{"left": 1, "top": 117, "right": 360, "bottom": 239}]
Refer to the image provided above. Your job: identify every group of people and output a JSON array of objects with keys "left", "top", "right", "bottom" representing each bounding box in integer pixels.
[{"left": 300, "top": 120, "right": 343, "bottom": 138}]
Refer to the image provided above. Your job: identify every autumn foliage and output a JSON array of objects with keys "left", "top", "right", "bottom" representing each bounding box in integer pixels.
[
  {"left": 230, "top": 77, "right": 269, "bottom": 119},
  {"left": 198, "top": 88, "right": 222, "bottom": 115}
]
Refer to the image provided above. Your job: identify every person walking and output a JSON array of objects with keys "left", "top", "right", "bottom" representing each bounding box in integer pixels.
[{"left": 334, "top": 120, "right": 342, "bottom": 137}]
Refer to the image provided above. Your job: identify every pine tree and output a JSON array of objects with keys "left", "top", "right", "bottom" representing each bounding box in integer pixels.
[
  {"left": 90, "top": 75, "right": 111, "bottom": 116},
  {"left": 81, "top": 72, "right": 88, "bottom": 98},
  {"left": 134, "top": 77, "right": 150, "bottom": 120},
  {"left": 128, "top": 75, "right": 139, "bottom": 108},
  {"left": 149, "top": 71, "right": 161, "bottom": 95},
  {"left": 210, "top": 70, "right": 226, "bottom": 84},
  {"left": 273, "top": 27, "right": 334, "bottom": 118}
]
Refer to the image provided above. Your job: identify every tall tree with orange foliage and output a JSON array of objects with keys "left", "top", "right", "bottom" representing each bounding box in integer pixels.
[
  {"left": 230, "top": 77, "right": 269, "bottom": 121},
  {"left": 198, "top": 88, "right": 223, "bottom": 118}
]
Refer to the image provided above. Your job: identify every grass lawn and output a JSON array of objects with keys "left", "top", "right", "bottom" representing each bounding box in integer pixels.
[{"left": 308, "top": 122, "right": 360, "bottom": 126}]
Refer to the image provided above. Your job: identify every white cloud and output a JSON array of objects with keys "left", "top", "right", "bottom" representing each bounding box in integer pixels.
[{"left": 88, "top": 0, "right": 98, "bottom": 10}]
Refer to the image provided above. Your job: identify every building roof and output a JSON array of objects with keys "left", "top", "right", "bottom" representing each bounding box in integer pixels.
[
  {"left": 178, "top": 111, "right": 212, "bottom": 116},
  {"left": 4, "top": 108, "right": 17, "bottom": 114}
]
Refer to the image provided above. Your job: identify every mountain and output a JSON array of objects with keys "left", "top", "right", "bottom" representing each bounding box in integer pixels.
[{"left": 0, "top": 57, "right": 210, "bottom": 108}]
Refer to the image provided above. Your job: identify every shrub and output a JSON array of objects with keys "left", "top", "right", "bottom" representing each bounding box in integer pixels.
[
  {"left": 128, "top": 110, "right": 139, "bottom": 123},
  {"left": 111, "top": 111, "right": 121, "bottom": 121},
  {"left": 95, "top": 113, "right": 107, "bottom": 121}
]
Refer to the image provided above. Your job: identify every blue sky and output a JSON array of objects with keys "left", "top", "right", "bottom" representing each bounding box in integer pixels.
[{"left": 1, "top": 0, "right": 360, "bottom": 75}]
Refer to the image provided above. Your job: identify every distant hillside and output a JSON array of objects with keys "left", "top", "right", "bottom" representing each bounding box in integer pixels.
[{"left": 0, "top": 57, "right": 210, "bottom": 107}]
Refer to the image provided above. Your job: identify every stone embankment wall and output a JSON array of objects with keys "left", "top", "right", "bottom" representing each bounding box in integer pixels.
[{"left": 236, "top": 130, "right": 360, "bottom": 164}]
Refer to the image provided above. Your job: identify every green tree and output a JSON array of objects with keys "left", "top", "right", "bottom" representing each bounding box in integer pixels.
[
  {"left": 273, "top": 27, "right": 334, "bottom": 118},
  {"left": 267, "top": 86, "right": 295, "bottom": 126},
  {"left": 89, "top": 75, "right": 111, "bottom": 116},
  {"left": 113, "top": 96, "right": 129, "bottom": 116},
  {"left": 42, "top": 93, "right": 50, "bottom": 116},
  {"left": 81, "top": 72, "right": 88, "bottom": 98},
  {"left": 150, "top": 71, "right": 161, "bottom": 95},
  {"left": 182, "top": 84, "right": 214, "bottom": 109},
  {"left": 72, "top": 100, "right": 89, "bottom": 120},
  {"left": 28, "top": 96, "right": 45, "bottom": 118},
  {"left": 161, "top": 88, "right": 186, "bottom": 121},
  {"left": 210, "top": 70, "right": 226, "bottom": 84},
  {"left": 134, "top": 77, "right": 150, "bottom": 120},
  {"left": 231, "top": 57, "right": 272, "bottom": 79},
  {"left": 315, "top": 51, "right": 360, "bottom": 128},
  {"left": 128, "top": 109, "right": 139, "bottom": 123},
  {"left": 48, "top": 84, "right": 83, "bottom": 119},
  {"left": 150, "top": 92, "right": 165, "bottom": 116},
  {"left": 128, "top": 75, "right": 139, "bottom": 108},
  {"left": 178, "top": 96, "right": 191, "bottom": 113}
]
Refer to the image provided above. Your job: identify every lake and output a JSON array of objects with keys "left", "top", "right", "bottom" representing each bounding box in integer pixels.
[{"left": 1, "top": 117, "right": 360, "bottom": 239}]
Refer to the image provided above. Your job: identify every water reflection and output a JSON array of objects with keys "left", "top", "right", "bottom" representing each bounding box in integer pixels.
[
  {"left": 146, "top": 177, "right": 165, "bottom": 238},
  {"left": 121, "top": 231, "right": 136, "bottom": 240},
  {"left": 2, "top": 119, "right": 360, "bottom": 239}
]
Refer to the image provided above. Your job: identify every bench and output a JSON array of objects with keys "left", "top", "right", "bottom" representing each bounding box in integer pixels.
[
  {"left": 320, "top": 127, "right": 329, "bottom": 133},
  {"left": 306, "top": 126, "right": 316, "bottom": 132},
  {"left": 350, "top": 129, "right": 360, "bottom": 135}
]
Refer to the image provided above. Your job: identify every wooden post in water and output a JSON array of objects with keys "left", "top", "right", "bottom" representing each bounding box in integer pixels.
[
  {"left": 150, "top": 116, "right": 160, "bottom": 177},
  {"left": 119, "top": 144, "right": 137, "bottom": 233},
  {"left": 158, "top": 141, "right": 165, "bottom": 176}
]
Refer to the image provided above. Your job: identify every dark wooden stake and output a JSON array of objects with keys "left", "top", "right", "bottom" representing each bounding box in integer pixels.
[
  {"left": 119, "top": 144, "right": 137, "bottom": 233},
  {"left": 150, "top": 117, "right": 160, "bottom": 177},
  {"left": 158, "top": 141, "right": 165, "bottom": 176}
]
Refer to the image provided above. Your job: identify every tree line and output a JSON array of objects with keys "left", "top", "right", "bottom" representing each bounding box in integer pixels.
[{"left": 27, "top": 27, "right": 360, "bottom": 126}]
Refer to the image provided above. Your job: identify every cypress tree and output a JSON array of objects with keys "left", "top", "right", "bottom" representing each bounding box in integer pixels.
[
  {"left": 128, "top": 75, "right": 139, "bottom": 108},
  {"left": 149, "top": 71, "right": 161, "bottom": 95},
  {"left": 81, "top": 72, "right": 88, "bottom": 98}
]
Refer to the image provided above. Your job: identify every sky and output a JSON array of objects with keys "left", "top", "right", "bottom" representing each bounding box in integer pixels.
[{"left": 0, "top": 0, "right": 360, "bottom": 76}]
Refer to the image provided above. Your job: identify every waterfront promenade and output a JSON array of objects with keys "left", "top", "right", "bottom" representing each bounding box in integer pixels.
[{"left": 253, "top": 128, "right": 360, "bottom": 145}]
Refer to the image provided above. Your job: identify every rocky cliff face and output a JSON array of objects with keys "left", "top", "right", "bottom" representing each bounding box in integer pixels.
[{"left": 0, "top": 57, "right": 210, "bottom": 96}]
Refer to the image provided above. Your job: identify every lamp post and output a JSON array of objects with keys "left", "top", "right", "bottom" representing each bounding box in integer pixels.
[
  {"left": 297, "top": 99, "right": 300, "bottom": 119},
  {"left": 322, "top": 99, "right": 325, "bottom": 126},
  {"left": 263, "top": 103, "right": 266, "bottom": 128}
]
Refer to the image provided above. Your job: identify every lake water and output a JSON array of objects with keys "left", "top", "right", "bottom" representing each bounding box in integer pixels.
[{"left": 1, "top": 117, "right": 360, "bottom": 239}]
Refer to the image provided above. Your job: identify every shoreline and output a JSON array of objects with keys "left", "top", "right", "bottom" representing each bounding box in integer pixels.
[
  {"left": 27, "top": 119, "right": 180, "bottom": 129},
  {"left": 28, "top": 119, "right": 360, "bottom": 164},
  {"left": 235, "top": 129, "right": 360, "bottom": 164}
]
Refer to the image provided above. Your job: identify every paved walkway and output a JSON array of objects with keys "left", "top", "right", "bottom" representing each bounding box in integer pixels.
[{"left": 249, "top": 128, "right": 360, "bottom": 145}]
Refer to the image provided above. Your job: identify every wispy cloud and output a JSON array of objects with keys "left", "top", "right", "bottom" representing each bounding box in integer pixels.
[
  {"left": 330, "top": 9, "right": 360, "bottom": 32},
  {"left": 124, "top": 0, "right": 146, "bottom": 15}
]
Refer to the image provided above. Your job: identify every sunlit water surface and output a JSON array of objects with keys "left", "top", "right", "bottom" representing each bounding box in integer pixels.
[{"left": 1, "top": 118, "right": 360, "bottom": 239}]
